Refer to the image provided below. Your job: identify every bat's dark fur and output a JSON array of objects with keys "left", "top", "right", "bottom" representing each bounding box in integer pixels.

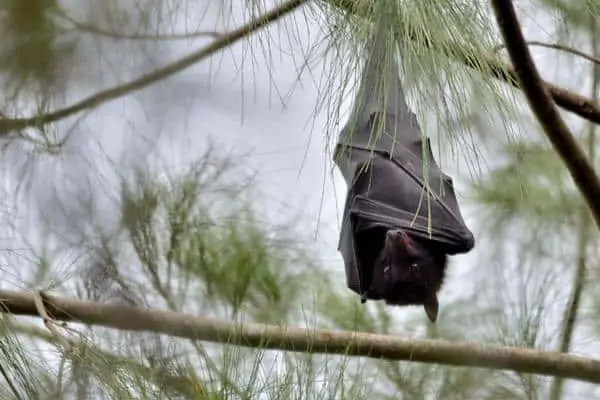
[
  {"left": 356, "top": 227, "right": 447, "bottom": 322},
  {"left": 334, "top": 24, "right": 475, "bottom": 323}
]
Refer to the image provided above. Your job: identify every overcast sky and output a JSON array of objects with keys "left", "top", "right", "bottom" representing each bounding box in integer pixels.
[
  {"left": 0, "top": 1, "right": 598, "bottom": 398},
  {"left": 0, "top": 0, "right": 593, "bottom": 331},
  {"left": 0, "top": 0, "right": 578, "bottom": 306}
]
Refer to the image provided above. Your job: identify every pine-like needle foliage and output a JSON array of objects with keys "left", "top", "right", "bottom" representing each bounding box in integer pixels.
[
  {"left": 465, "top": 2, "right": 600, "bottom": 399},
  {"left": 315, "top": 0, "right": 519, "bottom": 174},
  {"left": 1, "top": 0, "right": 600, "bottom": 399}
]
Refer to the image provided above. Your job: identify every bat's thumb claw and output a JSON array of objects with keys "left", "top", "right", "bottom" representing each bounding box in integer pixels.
[
  {"left": 424, "top": 293, "right": 439, "bottom": 323},
  {"left": 360, "top": 292, "right": 368, "bottom": 304}
]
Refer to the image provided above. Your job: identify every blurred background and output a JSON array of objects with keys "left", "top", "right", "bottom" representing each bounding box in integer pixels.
[{"left": 0, "top": 0, "right": 598, "bottom": 399}]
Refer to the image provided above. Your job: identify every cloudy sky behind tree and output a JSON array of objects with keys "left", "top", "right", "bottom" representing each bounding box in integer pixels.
[
  {"left": 0, "top": 1, "right": 599, "bottom": 398},
  {"left": 0, "top": 0, "right": 588, "bottom": 316}
]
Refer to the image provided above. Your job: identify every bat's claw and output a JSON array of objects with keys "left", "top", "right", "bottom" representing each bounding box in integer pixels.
[{"left": 360, "top": 292, "right": 368, "bottom": 304}]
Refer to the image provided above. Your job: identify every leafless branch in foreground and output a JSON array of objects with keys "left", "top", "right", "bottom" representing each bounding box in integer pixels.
[
  {"left": 490, "top": 0, "right": 600, "bottom": 231},
  {"left": 1, "top": 289, "right": 600, "bottom": 384},
  {"left": 0, "top": 0, "right": 308, "bottom": 136}
]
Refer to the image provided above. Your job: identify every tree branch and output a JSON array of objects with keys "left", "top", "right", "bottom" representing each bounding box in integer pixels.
[
  {"left": 490, "top": 0, "right": 600, "bottom": 231},
  {"left": 493, "top": 40, "right": 600, "bottom": 66},
  {"left": 454, "top": 48, "right": 600, "bottom": 124},
  {"left": 0, "top": 0, "right": 598, "bottom": 136},
  {"left": 549, "top": 18, "right": 599, "bottom": 400},
  {"left": 2, "top": 289, "right": 600, "bottom": 384},
  {"left": 329, "top": 0, "right": 600, "bottom": 125},
  {"left": 0, "top": 0, "right": 307, "bottom": 136}
]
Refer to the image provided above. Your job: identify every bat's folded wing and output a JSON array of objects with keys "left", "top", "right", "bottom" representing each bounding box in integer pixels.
[
  {"left": 336, "top": 120, "right": 475, "bottom": 248},
  {"left": 354, "top": 154, "right": 474, "bottom": 251},
  {"left": 335, "top": 123, "right": 475, "bottom": 295}
]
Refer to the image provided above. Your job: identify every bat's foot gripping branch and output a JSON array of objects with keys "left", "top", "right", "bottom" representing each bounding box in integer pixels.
[{"left": 360, "top": 292, "right": 368, "bottom": 304}]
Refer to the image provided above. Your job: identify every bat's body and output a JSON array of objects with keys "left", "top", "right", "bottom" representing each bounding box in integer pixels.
[
  {"left": 367, "top": 229, "right": 447, "bottom": 322},
  {"left": 334, "top": 22, "right": 475, "bottom": 322}
]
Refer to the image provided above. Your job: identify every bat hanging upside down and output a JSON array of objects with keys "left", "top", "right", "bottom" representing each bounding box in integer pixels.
[
  {"left": 333, "top": 21, "right": 475, "bottom": 323},
  {"left": 358, "top": 227, "right": 447, "bottom": 322}
]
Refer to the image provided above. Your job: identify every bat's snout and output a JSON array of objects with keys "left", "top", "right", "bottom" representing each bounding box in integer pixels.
[
  {"left": 386, "top": 229, "right": 408, "bottom": 241},
  {"left": 386, "top": 229, "right": 414, "bottom": 255}
]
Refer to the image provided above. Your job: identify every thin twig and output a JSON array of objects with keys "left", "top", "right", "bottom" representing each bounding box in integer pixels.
[
  {"left": 33, "top": 291, "right": 72, "bottom": 397},
  {"left": 55, "top": 8, "right": 223, "bottom": 41},
  {"left": 493, "top": 40, "right": 600, "bottom": 66},
  {"left": 0, "top": 0, "right": 596, "bottom": 138},
  {"left": 53, "top": 356, "right": 67, "bottom": 398},
  {"left": 2, "top": 289, "right": 600, "bottom": 384},
  {"left": 549, "top": 248, "right": 588, "bottom": 400},
  {"left": 549, "top": 17, "right": 599, "bottom": 400},
  {"left": 490, "top": 0, "right": 600, "bottom": 231},
  {"left": 0, "top": 0, "right": 308, "bottom": 136},
  {"left": 32, "top": 291, "right": 71, "bottom": 351}
]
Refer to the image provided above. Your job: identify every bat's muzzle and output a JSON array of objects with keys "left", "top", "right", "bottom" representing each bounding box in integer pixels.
[{"left": 386, "top": 229, "right": 415, "bottom": 257}]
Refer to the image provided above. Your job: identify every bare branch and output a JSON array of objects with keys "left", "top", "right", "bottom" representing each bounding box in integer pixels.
[
  {"left": 32, "top": 291, "right": 71, "bottom": 352},
  {"left": 329, "top": 0, "right": 600, "bottom": 124},
  {"left": 33, "top": 291, "right": 73, "bottom": 396},
  {"left": 0, "top": 0, "right": 308, "bottom": 136},
  {"left": 493, "top": 41, "right": 600, "bottom": 66},
  {"left": 55, "top": 8, "right": 223, "bottom": 41},
  {"left": 2, "top": 289, "right": 600, "bottom": 384},
  {"left": 550, "top": 20, "right": 599, "bottom": 400},
  {"left": 490, "top": 0, "right": 600, "bottom": 230}
]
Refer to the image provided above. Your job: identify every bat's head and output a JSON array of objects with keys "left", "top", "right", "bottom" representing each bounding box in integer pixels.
[{"left": 369, "top": 228, "right": 448, "bottom": 322}]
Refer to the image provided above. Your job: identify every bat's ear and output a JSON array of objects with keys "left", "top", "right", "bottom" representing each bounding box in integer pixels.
[{"left": 424, "top": 293, "right": 439, "bottom": 323}]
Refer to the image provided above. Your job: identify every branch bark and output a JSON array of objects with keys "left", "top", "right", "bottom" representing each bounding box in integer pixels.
[
  {"left": 0, "top": 0, "right": 307, "bottom": 135},
  {"left": 455, "top": 48, "right": 600, "bottom": 124},
  {"left": 493, "top": 40, "right": 600, "bottom": 66},
  {"left": 490, "top": 0, "right": 600, "bottom": 231},
  {"left": 2, "top": 289, "right": 600, "bottom": 384}
]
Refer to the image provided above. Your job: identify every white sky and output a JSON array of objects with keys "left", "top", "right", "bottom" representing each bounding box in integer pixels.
[
  {"left": 0, "top": 1, "right": 597, "bottom": 397},
  {"left": 0, "top": 0, "right": 592, "bottom": 319},
  {"left": 1, "top": 0, "right": 591, "bottom": 317}
]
